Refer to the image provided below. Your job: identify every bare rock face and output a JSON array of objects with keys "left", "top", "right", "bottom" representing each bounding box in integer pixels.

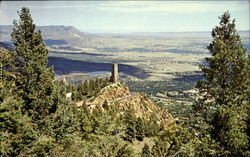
[
  {"left": 85, "top": 83, "right": 172, "bottom": 123},
  {"left": 116, "top": 94, "right": 172, "bottom": 123},
  {"left": 86, "top": 83, "right": 131, "bottom": 106}
]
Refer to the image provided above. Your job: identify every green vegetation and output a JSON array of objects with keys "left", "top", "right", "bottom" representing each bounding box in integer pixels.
[
  {"left": 125, "top": 80, "right": 195, "bottom": 94},
  {"left": 0, "top": 8, "right": 249, "bottom": 157},
  {"left": 194, "top": 11, "right": 250, "bottom": 156},
  {"left": 67, "top": 78, "right": 110, "bottom": 101},
  {"left": 125, "top": 80, "right": 196, "bottom": 117}
]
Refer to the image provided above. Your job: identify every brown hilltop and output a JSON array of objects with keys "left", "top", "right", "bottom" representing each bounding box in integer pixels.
[{"left": 82, "top": 83, "right": 173, "bottom": 124}]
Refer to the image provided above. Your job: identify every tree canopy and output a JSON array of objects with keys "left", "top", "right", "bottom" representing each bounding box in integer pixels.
[
  {"left": 194, "top": 11, "right": 250, "bottom": 156},
  {"left": 11, "top": 7, "right": 57, "bottom": 120}
]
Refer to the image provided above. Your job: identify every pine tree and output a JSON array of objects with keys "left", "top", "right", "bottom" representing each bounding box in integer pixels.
[
  {"left": 195, "top": 11, "right": 250, "bottom": 155},
  {"left": 141, "top": 144, "right": 152, "bottom": 157},
  {"left": 89, "top": 80, "right": 95, "bottom": 95},
  {"left": 124, "top": 110, "right": 137, "bottom": 142},
  {"left": 135, "top": 117, "right": 145, "bottom": 141},
  {"left": 83, "top": 80, "right": 89, "bottom": 95},
  {"left": 0, "top": 96, "right": 38, "bottom": 156},
  {"left": 195, "top": 11, "right": 249, "bottom": 116},
  {"left": 77, "top": 109, "right": 94, "bottom": 136},
  {"left": 0, "top": 48, "right": 17, "bottom": 101},
  {"left": 46, "top": 102, "right": 79, "bottom": 143},
  {"left": 95, "top": 78, "right": 101, "bottom": 91},
  {"left": 102, "top": 99, "right": 109, "bottom": 110},
  {"left": 11, "top": 7, "right": 57, "bottom": 120}
]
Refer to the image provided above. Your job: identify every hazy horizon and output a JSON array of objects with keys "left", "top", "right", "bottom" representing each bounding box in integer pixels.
[{"left": 0, "top": 24, "right": 249, "bottom": 35}]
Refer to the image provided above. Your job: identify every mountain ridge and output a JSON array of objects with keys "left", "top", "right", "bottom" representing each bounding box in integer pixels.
[
  {"left": 1, "top": 25, "right": 249, "bottom": 43},
  {"left": 0, "top": 25, "right": 97, "bottom": 47}
]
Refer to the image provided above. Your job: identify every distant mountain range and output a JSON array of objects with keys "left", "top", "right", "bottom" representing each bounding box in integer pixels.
[
  {"left": 1, "top": 25, "right": 249, "bottom": 49},
  {"left": 0, "top": 25, "right": 97, "bottom": 47}
]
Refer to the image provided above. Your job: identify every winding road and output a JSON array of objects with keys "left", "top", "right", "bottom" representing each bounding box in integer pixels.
[{"left": 110, "top": 92, "right": 137, "bottom": 103}]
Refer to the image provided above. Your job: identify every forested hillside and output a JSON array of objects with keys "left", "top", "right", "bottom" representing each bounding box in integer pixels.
[{"left": 0, "top": 8, "right": 249, "bottom": 157}]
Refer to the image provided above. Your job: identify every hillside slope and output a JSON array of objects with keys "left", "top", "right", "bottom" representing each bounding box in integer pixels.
[{"left": 84, "top": 83, "right": 172, "bottom": 123}]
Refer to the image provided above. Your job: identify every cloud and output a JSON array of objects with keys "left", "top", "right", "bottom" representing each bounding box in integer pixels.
[
  {"left": 1, "top": 1, "right": 247, "bottom": 14},
  {"left": 96, "top": 1, "right": 248, "bottom": 14},
  {"left": 0, "top": 1, "right": 105, "bottom": 10}
]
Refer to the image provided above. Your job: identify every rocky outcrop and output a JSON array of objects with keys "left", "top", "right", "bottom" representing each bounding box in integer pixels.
[
  {"left": 87, "top": 84, "right": 130, "bottom": 104},
  {"left": 83, "top": 83, "right": 172, "bottom": 123}
]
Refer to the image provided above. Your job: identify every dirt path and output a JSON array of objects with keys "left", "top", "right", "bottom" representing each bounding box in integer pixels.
[{"left": 110, "top": 92, "right": 137, "bottom": 103}]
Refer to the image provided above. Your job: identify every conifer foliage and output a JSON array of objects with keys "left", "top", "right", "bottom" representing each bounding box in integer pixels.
[
  {"left": 195, "top": 11, "right": 249, "bottom": 116},
  {"left": 11, "top": 7, "right": 56, "bottom": 120},
  {"left": 195, "top": 11, "right": 250, "bottom": 155}
]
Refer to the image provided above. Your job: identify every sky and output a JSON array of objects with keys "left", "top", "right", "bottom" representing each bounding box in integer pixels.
[{"left": 0, "top": 1, "right": 249, "bottom": 33}]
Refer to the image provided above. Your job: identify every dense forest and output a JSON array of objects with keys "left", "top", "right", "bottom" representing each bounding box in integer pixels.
[{"left": 0, "top": 8, "right": 249, "bottom": 156}]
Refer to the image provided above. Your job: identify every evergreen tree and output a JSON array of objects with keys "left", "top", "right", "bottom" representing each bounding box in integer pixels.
[
  {"left": 0, "top": 48, "right": 17, "bottom": 102},
  {"left": 46, "top": 102, "right": 79, "bottom": 144},
  {"left": 89, "top": 80, "right": 95, "bottom": 95},
  {"left": 0, "top": 97, "right": 38, "bottom": 156},
  {"left": 102, "top": 99, "right": 109, "bottom": 110},
  {"left": 135, "top": 117, "right": 145, "bottom": 141},
  {"left": 83, "top": 80, "right": 89, "bottom": 95},
  {"left": 11, "top": 7, "right": 57, "bottom": 120},
  {"left": 1, "top": 7, "right": 85, "bottom": 156},
  {"left": 194, "top": 11, "right": 250, "bottom": 155},
  {"left": 124, "top": 110, "right": 137, "bottom": 142},
  {"left": 141, "top": 144, "right": 152, "bottom": 157},
  {"left": 95, "top": 78, "right": 101, "bottom": 91},
  {"left": 77, "top": 108, "right": 94, "bottom": 136},
  {"left": 195, "top": 11, "right": 249, "bottom": 117}
]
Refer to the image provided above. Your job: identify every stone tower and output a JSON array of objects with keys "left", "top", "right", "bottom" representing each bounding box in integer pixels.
[{"left": 111, "top": 63, "right": 118, "bottom": 83}]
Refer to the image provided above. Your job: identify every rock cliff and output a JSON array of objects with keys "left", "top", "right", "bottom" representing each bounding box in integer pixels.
[{"left": 84, "top": 83, "right": 172, "bottom": 123}]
